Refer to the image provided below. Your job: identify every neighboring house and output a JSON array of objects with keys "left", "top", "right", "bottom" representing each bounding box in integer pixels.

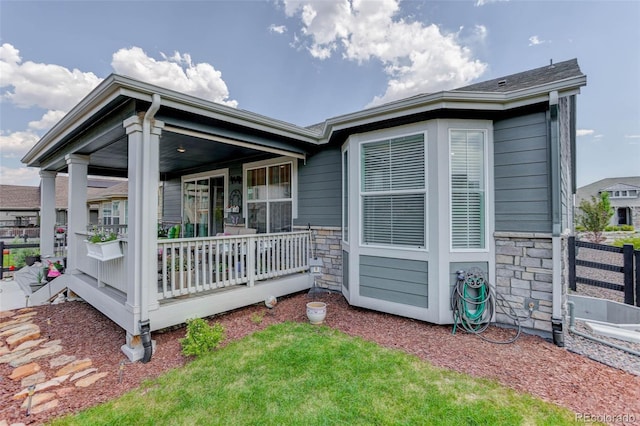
[
  {"left": 0, "top": 184, "right": 40, "bottom": 228},
  {"left": 0, "top": 177, "right": 123, "bottom": 232},
  {"left": 22, "top": 59, "right": 586, "bottom": 361},
  {"left": 87, "top": 180, "right": 129, "bottom": 226},
  {"left": 576, "top": 177, "right": 640, "bottom": 229}
]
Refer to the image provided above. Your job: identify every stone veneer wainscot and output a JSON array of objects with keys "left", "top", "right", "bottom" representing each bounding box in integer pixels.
[
  {"left": 295, "top": 226, "right": 342, "bottom": 292},
  {"left": 494, "top": 232, "right": 556, "bottom": 334}
]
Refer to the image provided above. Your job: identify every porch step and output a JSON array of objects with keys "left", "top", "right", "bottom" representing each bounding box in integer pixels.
[{"left": 585, "top": 321, "right": 640, "bottom": 344}]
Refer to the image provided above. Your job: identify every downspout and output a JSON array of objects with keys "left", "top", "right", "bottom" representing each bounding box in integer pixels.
[
  {"left": 139, "top": 93, "right": 161, "bottom": 363},
  {"left": 548, "top": 90, "right": 564, "bottom": 346}
]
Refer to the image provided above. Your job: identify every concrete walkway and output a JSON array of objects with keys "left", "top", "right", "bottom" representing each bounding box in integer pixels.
[{"left": 0, "top": 279, "right": 29, "bottom": 312}]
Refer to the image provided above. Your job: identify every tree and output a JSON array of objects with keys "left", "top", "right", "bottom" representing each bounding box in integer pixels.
[{"left": 576, "top": 191, "right": 614, "bottom": 243}]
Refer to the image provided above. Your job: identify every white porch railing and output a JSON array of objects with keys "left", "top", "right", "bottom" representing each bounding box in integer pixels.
[{"left": 157, "top": 231, "right": 311, "bottom": 300}]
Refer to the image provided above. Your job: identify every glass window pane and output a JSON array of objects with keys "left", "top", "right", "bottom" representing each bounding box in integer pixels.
[
  {"left": 269, "top": 164, "right": 291, "bottom": 199},
  {"left": 269, "top": 201, "right": 292, "bottom": 233},
  {"left": 247, "top": 168, "right": 267, "bottom": 200},
  {"left": 450, "top": 130, "right": 485, "bottom": 249},
  {"left": 248, "top": 202, "right": 267, "bottom": 234}
]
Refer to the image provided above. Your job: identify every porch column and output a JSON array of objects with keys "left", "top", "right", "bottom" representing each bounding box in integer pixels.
[
  {"left": 39, "top": 171, "right": 57, "bottom": 257},
  {"left": 65, "top": 154, "right": 89, "bottom": 272},
  {"left": 123, "top": 115, "right": 164, "bottom": 319}
]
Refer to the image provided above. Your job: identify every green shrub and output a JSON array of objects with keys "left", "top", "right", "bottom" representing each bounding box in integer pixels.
[
  {"left": 604, "top": 225, "right": 635, "bottom": 232},
  {"left": 11, "top": 247, "right": 40, "bottom": 269},
  {"left": 611, "top": 236, "right": 640, "bottom": 250},
  {"left": 180, "top": 318, "right": 225, "bottom": 357},
  {"left": 576, "top": 192, "right": 614, "bottom": 243}
]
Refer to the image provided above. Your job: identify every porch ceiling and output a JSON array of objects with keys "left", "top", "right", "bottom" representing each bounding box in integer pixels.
[{"left": 77, "top": 132, "right": 272, "bottom": 178}]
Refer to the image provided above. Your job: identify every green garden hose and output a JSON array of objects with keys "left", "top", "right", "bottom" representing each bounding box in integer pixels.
[{"left": 451, "top": 268, "right": 523, "bottom": 344}]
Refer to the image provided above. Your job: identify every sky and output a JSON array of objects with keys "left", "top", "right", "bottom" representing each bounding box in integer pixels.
[{"left": 0, "top": 0, "right": 639, "bottom": 189}]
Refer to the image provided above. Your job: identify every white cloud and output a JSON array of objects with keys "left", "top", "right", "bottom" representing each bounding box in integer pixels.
[
  {"left": 269, "top": 24, "right": 287, "bottom": 34},
  {"left": 624, "top": 134, "right": 640, "bottom": 139},
  {"left": 111, "top": 47, "right": 238, "bottom": 108},
  {"left": 28, "top": 110, "right": 67, "bottom": 131},
  {"left": 475, "top": 0, "right": 509, "bottom": 6},
  {"left": 0, "top": 165, "right": 40, "bottom": 186},
  {"left": 0, "top": 129, "right": 40, "bottom": 157},
  {"left": 528, "top": 35, "right": 547, "bottom": 46},
  {"left": 0, "top": 43, "right": 102, "bottom": 111},
  {"left": 576, "top": 129, "right": 595, "bottom": 137},
  {"left": 282, "top": 0, "right": 486, "bottom": 106}
]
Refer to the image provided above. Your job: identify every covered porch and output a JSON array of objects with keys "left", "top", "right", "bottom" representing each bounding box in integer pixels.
[{"left": 23, "top": 75, "right": 320, "bottom": 361}]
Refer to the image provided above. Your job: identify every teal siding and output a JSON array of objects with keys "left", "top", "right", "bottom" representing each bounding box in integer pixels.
[
  {"left": 494, "top": 113, "right": 551, "bottom": 232},
  {"left": 295, "top": 149, "right": 342, "bottom": 227},
  {"left": 359, "top": 255, "right": 428, "bottom": 308}
]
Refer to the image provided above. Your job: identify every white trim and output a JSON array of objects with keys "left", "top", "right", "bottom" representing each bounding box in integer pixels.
[{"left": 341, "top": 146, "right": 349, "bottom": 244}]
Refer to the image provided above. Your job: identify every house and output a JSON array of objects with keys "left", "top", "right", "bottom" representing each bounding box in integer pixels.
[
  {"left": 0, "top": 177, "right": 123, "bottom": 236},
  {"left": 22, "top": 59, "right": 586, "bottom": 361},
  {"left": 576, "top": 177, "right": 640, "bottom": 229}
]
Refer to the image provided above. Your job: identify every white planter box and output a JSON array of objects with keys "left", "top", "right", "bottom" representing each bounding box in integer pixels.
[{"left": 85, "top": 239, "right": 123, "bottom": 261}]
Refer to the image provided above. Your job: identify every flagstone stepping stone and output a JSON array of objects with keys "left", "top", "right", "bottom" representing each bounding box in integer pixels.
[
  {"left": 30, "top": 399, "right": 59, "bottom": 415},
  {"left": 74, "top": 372, "right": 108, "bottom": 388},
  {"left": 42, "top": 339, "right": 61, "bottom": 347},
  {"left": 9, "top": 344, "right": 62, "bottom": 367},
  {"left": 0, "top": 345, "right": 9, "bottom": 356},
  {"left": 56, "top": 386, "right": 75, "bottom": 397},
  {"left": 55, "top": 358, "right": 92, "bottom": 376},
  {"left": 13, "top": 312, "right": 37, "bottom": 320},
  {"left": 9, "top": 362, "right": 41, "bottom": 380},
  {"left": 0, "top": 317, "right": 33, "bottom": 330},
  {"left": 50, "top": 354, "right": 76, "bottom": 368},
  {"left": 21, "top": 392, "right": 56, "bottom": 409},
  {"left": 0, "top": 310, "right": 15, "bottom": 319},
  {"left": 6, "top": 328, "right": 41, "bottom": 350},
  {"left": 21, "top": 371, "right": 46, "bottom": 388},
  {"left": 12, "top": 338, "right": 45, "bottom": 352},
  {"left": 0, "top": 349, "right": 30, "bottom": 364},
  {"left": 13, "top": 374, "right": 70, "bottom": 399},
  {"left": 1, "top": 322, "right": 38, "bottom": 338},
  {"left": 70, "top": 367, "right": 98, "bottom": 382}
]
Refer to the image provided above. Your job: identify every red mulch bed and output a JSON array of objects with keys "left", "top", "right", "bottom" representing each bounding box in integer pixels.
[{"left": 1, "top": 291, "right": 639, "bottom": 425}]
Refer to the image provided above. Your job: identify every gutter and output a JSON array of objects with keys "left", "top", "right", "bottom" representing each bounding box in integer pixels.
[{"left": 139, "top": 93, "right": 161, "bottom": 363}]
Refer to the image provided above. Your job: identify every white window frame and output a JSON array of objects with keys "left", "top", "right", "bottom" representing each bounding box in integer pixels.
[
  {"left": 342, "top": 147, "right": 349, "bottom": 243},
  {"left": 358, "top": 132, "right": 428, "bottom": 250},
  {"left": 243, "top": 156, "right": 298, "bottom": 232},
  {"left": 449, "top": 128, "right": 489, "bottom": 252}
]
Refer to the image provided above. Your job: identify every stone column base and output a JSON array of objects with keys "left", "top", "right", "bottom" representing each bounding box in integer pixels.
[{"left": 121, "top": 332, "right": 156, "bottom": 362}]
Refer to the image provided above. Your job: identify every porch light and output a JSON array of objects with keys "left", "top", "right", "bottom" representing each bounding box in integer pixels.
[{"left": 177, "top": 145, "right": 186, "bottom": 153}]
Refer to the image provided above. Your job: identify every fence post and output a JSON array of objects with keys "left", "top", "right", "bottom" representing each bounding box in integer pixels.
[
  {"left": 0, "top": 240, "right": 4, "bottom": 280},
  {"left": 623, "top": 244, "right": 634, "bottom": 305},
  {"left": 568, "top": 236, "right": 576, "bottom": 291},
  {"left": 635, "top": 249, "right": 640, "bottom": 308}
]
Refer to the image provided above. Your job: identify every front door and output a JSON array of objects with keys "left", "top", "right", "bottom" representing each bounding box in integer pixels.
[{"left": 182, "top": 175, "right": 225, "bottom": 237}]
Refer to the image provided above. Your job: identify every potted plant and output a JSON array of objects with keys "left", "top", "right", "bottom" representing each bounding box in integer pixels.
[{"left": 85, "top": 230, "right": 123, "bottom": 261}]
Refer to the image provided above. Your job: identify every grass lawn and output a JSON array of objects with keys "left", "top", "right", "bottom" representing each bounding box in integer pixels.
[{"left": 50, "top": 322, "right": 575, "bottom": 425}]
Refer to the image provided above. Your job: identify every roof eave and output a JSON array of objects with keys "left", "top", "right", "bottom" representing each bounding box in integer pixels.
[{"left": 318, "top": 74, "right": 586, "bottom": 140}]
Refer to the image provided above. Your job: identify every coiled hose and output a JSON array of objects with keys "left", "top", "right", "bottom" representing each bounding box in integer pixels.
[{"left": 450, "top": 268, "right": 524, "bottom": 344}]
